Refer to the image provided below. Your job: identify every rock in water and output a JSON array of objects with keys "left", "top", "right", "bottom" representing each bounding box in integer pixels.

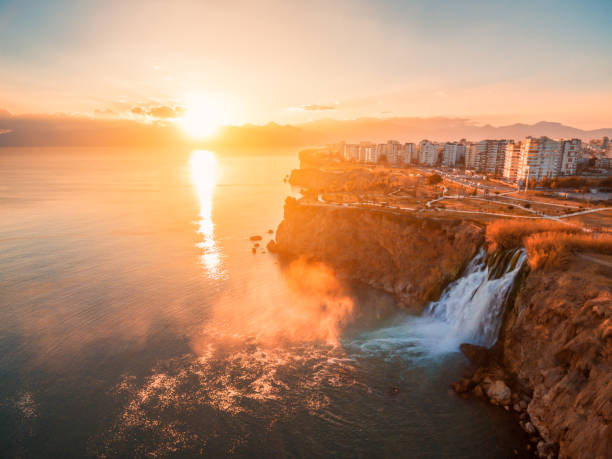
[
  {"left": 250, "top": 235, "right": 262, "bottom": 241},
  {"left": 486, "top": 380, "right": 511, "bottom": 406},
  {"left": 266, "top": 240, "right": 277, "bottom": 252}
]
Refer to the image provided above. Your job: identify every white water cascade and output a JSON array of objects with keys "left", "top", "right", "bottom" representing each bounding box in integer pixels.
[
  {"left": 426, "top": 248, "right": 526, "bottom": 348},
  {"left": 350, "top": 248, "right": 526, "bottom": 361}
]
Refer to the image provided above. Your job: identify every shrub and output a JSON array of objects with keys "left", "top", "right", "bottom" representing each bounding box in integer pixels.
[
  {"left": 485, "top": 219, "right": 581, "bottom": 252},
  {"left": 427, "top": 174, "right": 443, "bottom": 185},
  {"left": 524, "top": 231, "right": 612, "bottom": 270}
]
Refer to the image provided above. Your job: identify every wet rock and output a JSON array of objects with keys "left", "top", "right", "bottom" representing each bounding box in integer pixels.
[
  {"left": 472, "top": 385, "right": 485, "bottom": 398},
  {"left": 460, "top": 343, "right": 494, "bottom": 367},
  {"left": 388, "top": 386, "right": 400, "bottom": 396},
  {"left": 254, "top": 243, "right": 260, "bottom": 248},
  {"left": 249, "top": 235, "right": 262, "bottom": 241},
  {"left": 252, "top": 247, "right": 257, "bottom": 254},
  {"left": 523, "top": 421, "right": 536, "bottom": 435},
  {"left": 536, "top": 441, "right": 557, "bottom": 458},
  {"left": 267, "top": 229, "right": 274, "bottom": 234},
  {"left": 486, "top": 380, "right": 511, "bottom": 406},
  {"left": 451, "top": 378, "right": 474, "bottom": 394}
]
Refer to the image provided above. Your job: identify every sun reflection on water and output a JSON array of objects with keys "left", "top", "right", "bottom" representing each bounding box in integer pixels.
[{"left": 190, "top": 150, "right": 223, "bottom": 278}]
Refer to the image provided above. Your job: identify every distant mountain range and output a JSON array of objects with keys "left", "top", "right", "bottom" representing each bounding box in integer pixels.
[
  {"left": 293, "top": 117, "right": 612, "bottom": 144},
  {"left": 0, "top": 112, "right": 610, "bottom": 150}
]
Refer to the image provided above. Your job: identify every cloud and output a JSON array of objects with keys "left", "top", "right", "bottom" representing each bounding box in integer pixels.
[
  {"left": 130, "top": 107, "right": 146, "bottom": 115},
  {"left": 289, "top": 104, "right": 336, "bottom": 112},
  {"left": 94, "top": 108, "right": 116, "bottom": 117},
  {"left": 149, "top": 105, "right": 184, "bottom": 119},
  {"left": 130, "top": 105, "right": 185, "bottom": 119}
]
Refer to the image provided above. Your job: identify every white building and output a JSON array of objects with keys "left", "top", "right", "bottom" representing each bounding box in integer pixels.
[
  {"left": 441, "top": 142, "right": 466, "bottom": 167},
  {"left": 365, "top": 145, "right": 378, "bottom": 163},
  {"left": 516, "top": 137, "right": 560, "bottom": 182},
  {"left": 358, "top": 141, "right": 374, "bottom": 162},
  {"left": 419, "top": 140, "right": 439, "bottom": 166},
  {"left": 503, "top": 142, "right": 521, "bottom": 182},
  {"left": 343, "top": 144, "right": 359, "bottom": 161},
  {"left": 557, "top": 138, "right": 581, "bottom": 176},
  {"left": 466, "top": 140, "right": 508, "bottom": 175},
  {"left": 401, "top": 143, "right": 416, "bottom": 164},
  {"left": 386, "top": 140, "right": 402, "bottom": 163}
]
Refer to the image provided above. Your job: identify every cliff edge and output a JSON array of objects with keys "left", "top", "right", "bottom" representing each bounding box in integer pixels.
[{"left": 271, "top": 197, "right": 483, "bottom": 309}]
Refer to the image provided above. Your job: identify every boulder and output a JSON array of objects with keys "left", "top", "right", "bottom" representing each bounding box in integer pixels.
[
  {"left": 486, "top": 380, "right": 511, "bottom": 406},
  {"left": 451, "top": 378, "right": 474, "bottom": 394},
  {"left": 266, "top": 240, "right": 277, "bottom": 252}
]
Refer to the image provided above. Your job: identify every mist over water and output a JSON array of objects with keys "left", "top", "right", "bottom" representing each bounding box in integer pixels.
[{"left": 0, "top": 149, "right": 526, "bottom": 457}]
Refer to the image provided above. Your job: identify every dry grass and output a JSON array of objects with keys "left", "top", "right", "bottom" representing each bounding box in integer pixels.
[
  {"left": 485, "top": 219, "right": 582, "bottom": 252},
  {"left": 524, "top": 231, "right": 612, "bottom": 270},
  {"left": 486, "top": 219, "right": 612, "bottom": 270}
]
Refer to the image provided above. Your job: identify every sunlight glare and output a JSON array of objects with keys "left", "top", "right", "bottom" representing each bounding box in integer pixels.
[
  {"left": 180, "top": 97, "right": 225, "bottom": 139},
  {"left": 190, "top": 150, "right": 223, "bottom": 278}
]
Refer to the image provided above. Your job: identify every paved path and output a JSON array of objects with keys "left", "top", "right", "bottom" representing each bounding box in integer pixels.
[
  {"left": 311, "top": 197, "right": 612, "bottom": 226},
  {"left": 556, "top": 207, "right": 612, "bottom": 219}
]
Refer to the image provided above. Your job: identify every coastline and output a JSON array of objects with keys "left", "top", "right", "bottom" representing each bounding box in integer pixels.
[{"left": 269, "top": 193, "right": 612, "bottom": 458}]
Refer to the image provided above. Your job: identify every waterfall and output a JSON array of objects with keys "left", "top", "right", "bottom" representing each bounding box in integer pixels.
[
  {"left": 426, "top": 248, "right": 526, "bottom": 348},
  {"left": 349, "top": 248, "right": 526, "bottom": 361}
]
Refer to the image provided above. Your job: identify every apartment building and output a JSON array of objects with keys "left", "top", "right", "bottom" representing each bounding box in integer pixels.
[
  {"left": 557, "top": 138, "right": 581, "bottom": 176},
  {"left": 401, "top": 143, "right": 416, "bottom": 164},
  {"left": 516, "top": 136, "right": 560, "bottom": 182},
  {"left": 466, "top": 140, "right": 508, "bottom": 175},
  {"left": 419, "top": 140, "right": 439, "bottom": 166},
  {"left": 358, "top": 141, "right": 374, "bottom": 162},
  {"left": 441, "top": 142, "right": 466, "bottom": 167},
  {"left": 503, "top": 141, "right": 521, "bottom": 181},
  {"left": 385, "top": 140, "right": 402, "bottom": 163},
  {"left": 343, "top": 144, "right": 360, "bottom": 161}
]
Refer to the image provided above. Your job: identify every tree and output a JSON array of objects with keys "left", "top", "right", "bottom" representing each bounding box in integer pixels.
[{"left": 427, "top": 174, "right": 443, "bottom": 185}]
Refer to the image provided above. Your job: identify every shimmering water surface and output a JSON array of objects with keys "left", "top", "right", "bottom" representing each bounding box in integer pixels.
[{"left": 0, "top": 149, "right": 526, "bottom": 457}]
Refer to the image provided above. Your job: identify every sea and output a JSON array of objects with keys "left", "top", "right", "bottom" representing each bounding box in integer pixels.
[{"left": 0, "top": 148, "right": 526, "bottom": 457}]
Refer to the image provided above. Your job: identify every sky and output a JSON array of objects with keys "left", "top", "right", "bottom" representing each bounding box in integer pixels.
[{"left": 1, "top": 0, "right": 611, "bottom": 130}]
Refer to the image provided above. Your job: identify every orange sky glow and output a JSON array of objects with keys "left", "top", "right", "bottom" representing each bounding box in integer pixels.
[{"left": 1, "top": 0, "right": 611, "bottom": 136}]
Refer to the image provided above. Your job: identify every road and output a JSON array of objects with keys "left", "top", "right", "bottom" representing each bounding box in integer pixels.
[{"left": 308, "top": 197, "right": 612, "bottom": 225}]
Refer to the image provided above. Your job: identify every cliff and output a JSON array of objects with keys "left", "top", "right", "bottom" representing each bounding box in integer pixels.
[
  {"left": 272, "top": 201, "right": 612, "bottom": 458},
  {"left": 496, "top": 255, "right": 612, "bottom": 458},
  {"left": 271, "top": 198, "right": 483, "bottom": 309}
]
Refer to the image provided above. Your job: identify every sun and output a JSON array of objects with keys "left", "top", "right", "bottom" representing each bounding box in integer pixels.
[{"left": 179, "top": 100, "right": 222, "bottom": 139}]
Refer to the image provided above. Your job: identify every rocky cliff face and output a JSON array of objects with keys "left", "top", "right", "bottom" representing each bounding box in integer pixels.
[
  {"left": 497, "top": 256, "right": 612, "bottom": 458},
  {"left": 454, "top": 254, "right": 611, "bottom": 458},
  {"left": 272, "top": 198, "right": 483, "bottom": 309},
  {"left": 272, "top": 199, "right": 611, "bottom": 457}
]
